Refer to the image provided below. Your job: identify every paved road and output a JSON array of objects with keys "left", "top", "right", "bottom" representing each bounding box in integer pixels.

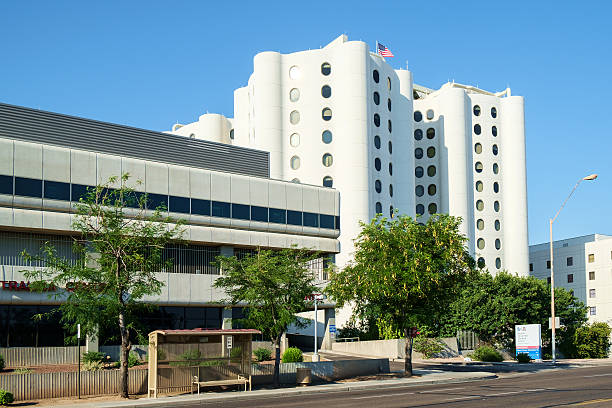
[{"left": 196, "top": 365, "right": 612, "bottom": 408}]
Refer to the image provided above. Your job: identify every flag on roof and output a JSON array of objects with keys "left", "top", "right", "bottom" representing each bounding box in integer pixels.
[{"left": 377, "top": 42, "right": 394, "bottom": 57}]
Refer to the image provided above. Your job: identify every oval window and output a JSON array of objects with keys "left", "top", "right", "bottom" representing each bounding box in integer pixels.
[
  {"left": 428, "top": 203, "right": 437, "bottom": 214},
  {"left": 373, "top": 92, "right": 380, "bottom": 105},
  {"left": 289, "top": 66, "right": 301, "bottom": 80},
  {"left": 387, "top": 99, "right": 392, "bottom": 111},
  {"left": 388, "top": 120, "right": 392, "bottom": 133},
  {"left": 491, "top": 107, "right": 497, "bottom": 118},
  {"left": 475, "top": 143, "right": 482, "bottom": 154},
  {"left": 427, "top": 146, "right": 436, "bottom": 158},
  {"left": 373, "top": 70, "right": 380, "bottom": 83},
  {"left": 428, "top": 184, "right": 437, "bottom": 196},
  {"left": 415, "top": 166, "right": 424, "bottom": 178},
  {"left": 426, "top": 109, "right": 434, "bottom": 120},
  {"left": 290, "top": 133, "right": 300, "bottom": 147},
  {"left": 492, "top": 144, "right": 499, "bottom": 155},
  {"left": 414, "top": 129, "right": 423, "bottom": 141},
  {"left": 492, "top": 126, "right": 498, "bottom": 137},
  {"left": 494, "top": 182, "right": 500, "bottom": 193},
  {"left": 495, "top": 258, "right": 501, "bottom": 269},
  {"left": 494, "top": 201, "right": 500, "bottom": 212},
  {"left": 321, "top": 85, "right": 332, "bottom": 98},
  {"left": 322, "top": 130, "right": 332, "bottom": 144},
  {"left": 416, "top": 204, "right": 424, "bottom": 215},
  {"left": 426, "top": 128, "right": 435, "bottom": 139},
  {"left": 389, "top": 184, "right": 393, "bottom": 197},
  {"left": 374, "top": 114, "right": 380, "bottom": 127},
  {"left": 476, "top": 200, "right": 484, "bottom": 211},
  {"left": 416, "top": 185, "right": 424, "bottom": 197},
  {"left": 290, "top": 110, "right": 300, "bottom": 124},
  {"left": 495, "top": 220, "right": 501, "bottom": 231},
  {"left": 322, "top": 108, "right": 332, "bottom": 121},
  {"left": 473, "top": 105, "right": 481, "bottom": 116},
  {"left": 414, "top": 111, "right": 423, "bottom": 122},
  {"left": 375, "top": 158, "right": 381, "bottom": 171},
  {"left": 322, "top": 153, "right": 333, "bottom": 167},
  {"left": 477, "top": 219, "right": 484, "bottom": 230},
  {"left": 415, "top": 148, "right": 423, "bottom": 159},
  {"left": 388, "top": 163, "right": 393, "bottom": 175},
  {"left": 388, "top": 141, "right": 392, "bottom": 154},
  {"left": 375, "top": 180, "right": 382, "bottom": 193},
  {"left": 229, "top": 129, "right": 235, "bottom": 140},
  {"left": 475, "top": 162, "right": 483, "bottom": 173},
  {"left": 427, "top": 165, "right": 436, "bottom": 177},
  {"left": 493, "top": 163, "right": 499, "bottom": 174},
  {"left": 321, "top": 62, "right": 331, "bottom": 76},
  {"left": 374, "top": 135, "right": 381, "bottom": 149},
  {"left": 477, "top": 238, "right": 485, "bottom": 249},
  {"left": 495, "top": 239, "right": 501, "bottom": 250},
  {"left": 476, "top": 181, "right": 483, "bottom": 192},
  {"left": 290, "top": 155, "right": 300, "bottom": 170},
  {"left": 375, "top": 202, "right": 382, "bottom": 214},
  {"left": 289, "top": 88, "right": 300, "bottom": 102},
  {"left": 323, "top": 176, "right": 333, "bottom": 188},
  {"left": 387, "top": 77, "right": 391, "bottom": 90},
  {"left": 474, "top": 124, "right": 481, "bottom": 135}
]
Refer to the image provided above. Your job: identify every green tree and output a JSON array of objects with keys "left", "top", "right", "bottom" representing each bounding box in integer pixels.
[
  {"left": 574, "top": 322, "right": 611, "bottom": 358},
  {"left": 23, "top": 174, "right": 184, "bottom": 398},
  {"left": 214, "top": 247, "right": 320, "bottom": 387},
  {"left": 326, "top": 213, "right": 475, "bottom": 376},
  {"left": 444, "top": 271, "right": 587, "bottom": 353}
]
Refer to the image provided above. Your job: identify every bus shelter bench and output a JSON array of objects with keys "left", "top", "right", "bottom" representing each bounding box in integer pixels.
[{"left": 191, "top": 375, "right": 251, "bottom": 393}]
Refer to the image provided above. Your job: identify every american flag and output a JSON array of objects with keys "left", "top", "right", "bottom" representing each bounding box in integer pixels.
[{"left": 377, "top": 42, "right": 394, "bottom": 57}]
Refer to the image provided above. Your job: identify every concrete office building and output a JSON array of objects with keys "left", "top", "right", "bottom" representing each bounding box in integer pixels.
[
  {"left": 0, "top": 102, "right": 340, "bottom": 348},
  {"left": 530, "top": 234, "right": 612, "bottom": 326},
  {"left": 170, "top": 34, "right": 530, "bottom": 323}
]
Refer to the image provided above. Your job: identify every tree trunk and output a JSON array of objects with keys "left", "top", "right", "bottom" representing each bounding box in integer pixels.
[
  {"left": 118, "top": 311, "right": 131, "bottom": 398},
  {"left": 404, "top": 329, "right": 413, "bottom": 377},
  {"left": 273, "top": 336, "right": 281, "bottom": 387}
]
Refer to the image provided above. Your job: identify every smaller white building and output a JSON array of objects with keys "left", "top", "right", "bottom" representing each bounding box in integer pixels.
[{"left": 529, "top": 234, "right": 612, "bottom": 326}]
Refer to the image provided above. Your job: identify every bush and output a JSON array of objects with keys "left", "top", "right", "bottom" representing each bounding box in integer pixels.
[
  {"left": 13, "top": 367, "right": 32, "bottom": 374},
  {"left": 472, "top": 345, "right": 503, "bottom": 362},
  {"left": 254, "top": 347, "right": 272, "bottom": 362},
  {"left": 413, "top": 336, "right": 445, "bottom": 358},
  {"left": 128, "top": 352, "right": 141, "bottom": 368},
  {"left": 0, "top": 389, "right": 14, "bottom": 406},
  {"left": 281, "top": 347, "right": 303, "bottom": 363},
  {"left": 575, "top": 322, "right": 612, "bottom": 359},
  {"left": 83, "top": 361, "right": 103, "bottom": 371},
  {"left": 0, "top": 354, "right": 4, "bottom": 371},
  {"left": 230, "top": 346, "right": 242, "bottom": 359},
  {"left": 516, "top": 353, "right": 531, "bottom": 363},
  {"left": 82, "top": 351, "right": 105, "bottom": 364}
]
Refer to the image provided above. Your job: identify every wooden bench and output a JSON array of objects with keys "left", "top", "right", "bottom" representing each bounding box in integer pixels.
[{"left": 191, "top": 375, "right": 251, "bottom": 393}]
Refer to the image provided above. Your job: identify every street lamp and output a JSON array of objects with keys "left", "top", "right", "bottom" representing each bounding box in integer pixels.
[{"left": 550, "top": 173, "right": 598, "bottom": 363}]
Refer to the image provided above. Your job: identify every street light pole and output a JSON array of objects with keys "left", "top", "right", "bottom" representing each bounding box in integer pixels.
[{"left": 549, "top": 173, "right": 597, "bottom": 364}]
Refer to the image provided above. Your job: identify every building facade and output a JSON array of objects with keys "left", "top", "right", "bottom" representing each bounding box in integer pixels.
[
  {"left": 530, "top": 234, "right": 612, "bottom": 326},
  {"left": 170, "top": 34, "right": 530, "bottom": 310},
  {"left": 0, "top": 102, "right": 340, "bottom": 347}
]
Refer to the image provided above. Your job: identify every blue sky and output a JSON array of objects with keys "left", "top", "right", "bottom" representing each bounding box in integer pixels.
[{"left": 1, "top": 1, "right": 609, "bottom": 245}]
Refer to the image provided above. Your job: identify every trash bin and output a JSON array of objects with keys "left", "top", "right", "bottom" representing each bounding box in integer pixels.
[{"left": 296, "top": 367, "right": 311, "bottom": 386}]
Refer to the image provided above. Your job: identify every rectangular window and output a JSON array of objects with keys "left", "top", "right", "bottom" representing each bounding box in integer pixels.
[
  {"left": 191, "top": 199, "right": 210, "bottom": 216},
  {"left": 269, "top": 208, "right": 286, "bottom": 224},
  {"left": 546, "top": 260, "right": 551, "bottom": 269},
  {"left": 14, "top": 177, "right": 42, "bottom": 198},
  {"left": 124, "top": 191, "right": 144, "bottom": 208},
  {"left": 320, "top": 214, "right": 334, "bottom": 229},
  {"left": 588, "top": 254, "right": 595, "bottom": 263},
  {"left": 71, "top": 184, "right": 89, "bottom": 202},
  {"left": 335, "top": 215, "right": 340, "bottom": 230},
  {"left": 0, "top": 175, "right": 13, "bottom": 195},
  {"left": 590, "top": 306, "right": 597, "bottom": 316},
  {"left": 567, "top": 274, "right": 573, "bottom": 283},
  {"left": 251, "top": 206, "right": 268, "bottom": 222},
  {"left": 211, "top": 201, "right": 230, "bottom": 218},
  {"left": 231, "top": 203, "right": 250, "bottom": 220},
  {"left": 547, "top": 277, "right": 551, "bottom": 284},
  {"left": 147, "top": 193, "right": 168, "bottom": 211},
  {"left": 589, "top": 288, "right": 596, "bottom": 298},
  {"left": 303, "top": 212, "right": 319, "bottom": 228},
  {"left": 169, "top": 196, "right": 190, "bottom": 214},
  {"left": 566, "top": 257, "right": 573, "bottom": 266},
  {"left": 529, "top": 263, "right": 533, "bottom": 272},
  {"left": 43, "top": 180, "right": 70, "bottom": 201},
  {"left": 287, "top": 210, "right": 302, "bottom": 226},
  {"left": 589, "top": 271, "right": 595, "bottom": 280}
]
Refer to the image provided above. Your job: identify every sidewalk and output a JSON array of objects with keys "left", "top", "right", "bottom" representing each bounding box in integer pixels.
[{"left": 45, "top": 369, "right": 498, "bottom": 408}]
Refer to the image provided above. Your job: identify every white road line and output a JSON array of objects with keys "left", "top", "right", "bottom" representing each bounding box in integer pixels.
[
  {"left": 420, "top": 387, "right": 465, "bottom": 393},
  {"left": 350, "top": 391, "right": 416, "bottom": 400},
  {"left": 583, "top": 373, "right": 612, "bottom": 377},
  {"left": 443, "top": 395, "right": 481, "bottom": 401}
]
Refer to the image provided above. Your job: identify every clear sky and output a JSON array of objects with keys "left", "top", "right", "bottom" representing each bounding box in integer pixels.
[{"left": 1, "top": 1, "right": 609, "bottom": 245}]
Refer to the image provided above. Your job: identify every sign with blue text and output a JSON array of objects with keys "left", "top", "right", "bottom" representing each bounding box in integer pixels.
[{"left": 515, "top": 324, "right": 542, "bottom": 361}]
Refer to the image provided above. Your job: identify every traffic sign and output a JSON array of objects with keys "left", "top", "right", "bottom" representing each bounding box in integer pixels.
[{"left": 226, "top": 335, "right": 233, "bottom": 349}]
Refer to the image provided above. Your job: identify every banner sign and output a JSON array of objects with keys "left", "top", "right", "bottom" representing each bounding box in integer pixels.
[{"left": 515, "top": 324, "right": 542, "bottom": 360}]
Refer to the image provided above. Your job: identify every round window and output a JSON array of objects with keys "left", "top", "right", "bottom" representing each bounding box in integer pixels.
[
  {"left": 427, "top": 165, "right": 436, "bottom": 177},
  {"left": 375, "top": 202, "right": 382, "bottom": 214},
  {"left": 491, "top": 107, "right": 497, "bottom": 118},
  {"left": 322, "top": 153, "right": 333, "bottom": 167},
  {"left": 415, "top": 148, "right": 423, "bottom": 159},
  {"left": 492, "top": 144, "right": 499, "bottom": 155},
  {"left": 375, "top": 158, "right": 381, "bottom": 171},
  {"left": 494, "top": 201, "right": 500, "bottom": 212},
  {"left": 475, "top": 162, "right": 483, "bottom": 173},
  {"left": 414, "top": 129, "right": 423, "bottom": 141},
  {"left": 321, "top": 62, "right": 331, "bottom": 76},
  {"left": 493, "top": 163, "right": 499, "bottom": 174},
  {"left": 492, "top": 126, "right": 498, "bottom": 136},
  {"left": 290, "top": 155, "right": 300, "bottom": 170},
  {"left": 322, "top": 130, "right": 332, "bottom": 144},
  {"left": 476, "top": 181, "right": 483, "bottom": 192},
  {"left": 473, "top": 105, "right": 481, "bottom": 116},
  {"left": 474, "top": 124, "right": 481, "bottom": 135},
  {"left": 477, "top": 219, "right": 484, "bottom": 230},
  {"left": 426, "top": 128, "right": 435, "bottom": 139},
  {"left": 289, "top": 88, "right": 300, "bottom": 102},
  {"left": 475, "top": 143, "right": 482, "bottom": 154},
  {"left": 414, "top": 111, "right": 423, "bottom": 122},
  {"left": 494, "top": 182, "right": 499, "bottom": 193},
  {"left": 416, "top": 204, "right": 424, "bottom": 215},
  {"left": 495, "top": 220, "right": 501, "bottom": 231},
  {"left": 374, "top": 114, "right": 380, "bottom": 127},
  {"left": 427, "top": 146, "right": 436, "bottom": 158},
  {"left": 388, "top": 141, "right": 392, "bottom": 154},
  {"left": 322, "top": 108, "right": 332, "bottom": 121},
  {"left": 387, "top": 99, "right": 392, "bottom": 111},
  {"left": 321, "top": 85, "right": 332, "bottom": 98},
  {"left": 375, "top": 180, "right": 382, "bottom": 193},
  {"left": 373, "top": 92, "right": 380, "bottom": 105},
  {"left": 290, "top": 110, "right": 300, "bottom": 124},
  {"left": 323, "top": 176, "right": 333, "bottom": 188},
  {"left": 428, "top": 203, "right": 437, "bottom": 214},
  {"left": 415, "top": 166, "right": 424, "bottom": 178},
  {"left": 389, "top": 184, "right": 393, "bottom": 197},
  {"left": 373, "top": 70, "right": 380, "bottom": 83},
  {"left": 374, "top": 135, "right": 381, "bottom": 149},
  {"left": 495, "top": 258, "right": 501, "bottom": 269},
  {"left": 289, "top": 66, "right": 301, "bottom": 80},
  {"left": 428, "top": 184, "right": 436, "bottom": 196},
  {"left": 477, "top": 238, "right": 485, "bottom": 249},
  {"left": 388, "top": 120, "right": 392, "bottom": 133},
  {"left": 416, "top": 185, "right": 424, "bottom": 197},
  {"left": 290, "top": 133, "right": 300, "bottom": 147},
  {"left": 476, "top": 200, "right": 484, "bottom": 211},
  {"left": 426, "top": 109, "right": 434, "bottom": 120},
  {"left": 495, "top": 239, "right": 501, "bottom": 250}
]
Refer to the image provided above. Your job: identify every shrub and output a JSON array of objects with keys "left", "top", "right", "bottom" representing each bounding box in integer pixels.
[
  {"left": 254, "top": 347, "right": 272, "bottom": 362},
  {"left": 575, "top": 322, "right": 612, "bottom": 359},
  {"left": 230, "top": 346, "right": 242, "bottom": 359},
  {"left": 0, "top": 389, "right": 14, "bottom": 406},
  {"left": 83, "top": 351, "right": 105, "bottom": 364},
  {"left": 281, "top": 347, "right": 303, "bottom": 363},
  {"left": 128, "top": 352, "right": 141, "bottom": 368},
  {"left": 472, "top": 345, "right": 503, "bottom": 362},
  {"left": 0, "top": 354, "right": 4, "bottom": 371},
  {"left": 13, "top": 367, "right": 32, "bottom": 374},
  {"left": 83, "top": 361, "right": 103, "bottom": 371},
  {"left": 516, "top": 353, "right": 532, "bottom": 363},
  {"left": 413, "top": 336, "right": 445, "bottom": 358}
]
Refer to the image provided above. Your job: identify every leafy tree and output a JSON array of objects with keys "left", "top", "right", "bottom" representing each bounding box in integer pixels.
[
  {"left": 574, "top": 322, "right": 611, "bottom": 358},
  {"left": 444, "top": 271, "right": 587, "bottom": 353},
  {"left": 23, "top": 174, "right": 184, "bottom": 398},
  {"left": 214, "top": 247, "right": 320, "bottom": 386},
  {"left": 326, "top": 213, "right": 475, "bottom": 376}
]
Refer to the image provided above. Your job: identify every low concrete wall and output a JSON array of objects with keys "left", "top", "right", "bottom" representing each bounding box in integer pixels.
[{"left": 332, "top": 338, "right": 460, "bottom": 359}]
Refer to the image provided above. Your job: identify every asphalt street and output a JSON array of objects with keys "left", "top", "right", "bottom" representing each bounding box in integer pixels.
[{"left": 195, "top": 364, "right": 612, "bottom": 408}]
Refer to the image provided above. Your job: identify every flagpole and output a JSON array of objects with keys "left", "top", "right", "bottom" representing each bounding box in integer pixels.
[{"left": 375, "top": 41, "right": 378, "bottom": 55}]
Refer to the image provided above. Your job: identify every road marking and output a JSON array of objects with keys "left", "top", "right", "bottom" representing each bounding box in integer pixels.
[
  {"left": 420, "top": 387, "right": 465, "bottom": 393},
  {"left": 485, "top": 388, "right": 547, "bottom": 397},
  {"left": 583, "top": 373, "right": 612, "bottom": 377},
  {"left": 350, "top": 391, "right": 415, "bottom": 400},
  {"left": 443, "top": 395, "right": 481, "bottom": 401},
  {"left": 571, "top": 398, "right": 612, "bottom": 406}
]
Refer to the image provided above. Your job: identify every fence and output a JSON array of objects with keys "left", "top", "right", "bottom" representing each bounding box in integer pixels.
[
  {"left": 456, "top": 330, "right": 479, "bottom": 351},
  {"left": 0, "top": 346, "right": 86, "bottom": 367}
]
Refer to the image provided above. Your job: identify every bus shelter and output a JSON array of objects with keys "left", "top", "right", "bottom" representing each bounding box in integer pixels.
[{"left": 147, "top": 328, "right": 260, "bottom": 398}]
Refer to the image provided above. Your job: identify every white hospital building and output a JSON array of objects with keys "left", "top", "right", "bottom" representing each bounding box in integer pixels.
[{"left": 170, "top": 35, "right": 530, "bottom": 310}]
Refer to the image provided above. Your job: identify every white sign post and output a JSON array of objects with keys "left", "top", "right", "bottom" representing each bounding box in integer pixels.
[
  {"left": 306, "top": 293, "right": 324, "bottom": 362},
  {"left": 77, "top": 324, "right": 81, "bottom": 399},
  {"left": 515, "top": 324, "right": 542, "bottom": 362}
]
